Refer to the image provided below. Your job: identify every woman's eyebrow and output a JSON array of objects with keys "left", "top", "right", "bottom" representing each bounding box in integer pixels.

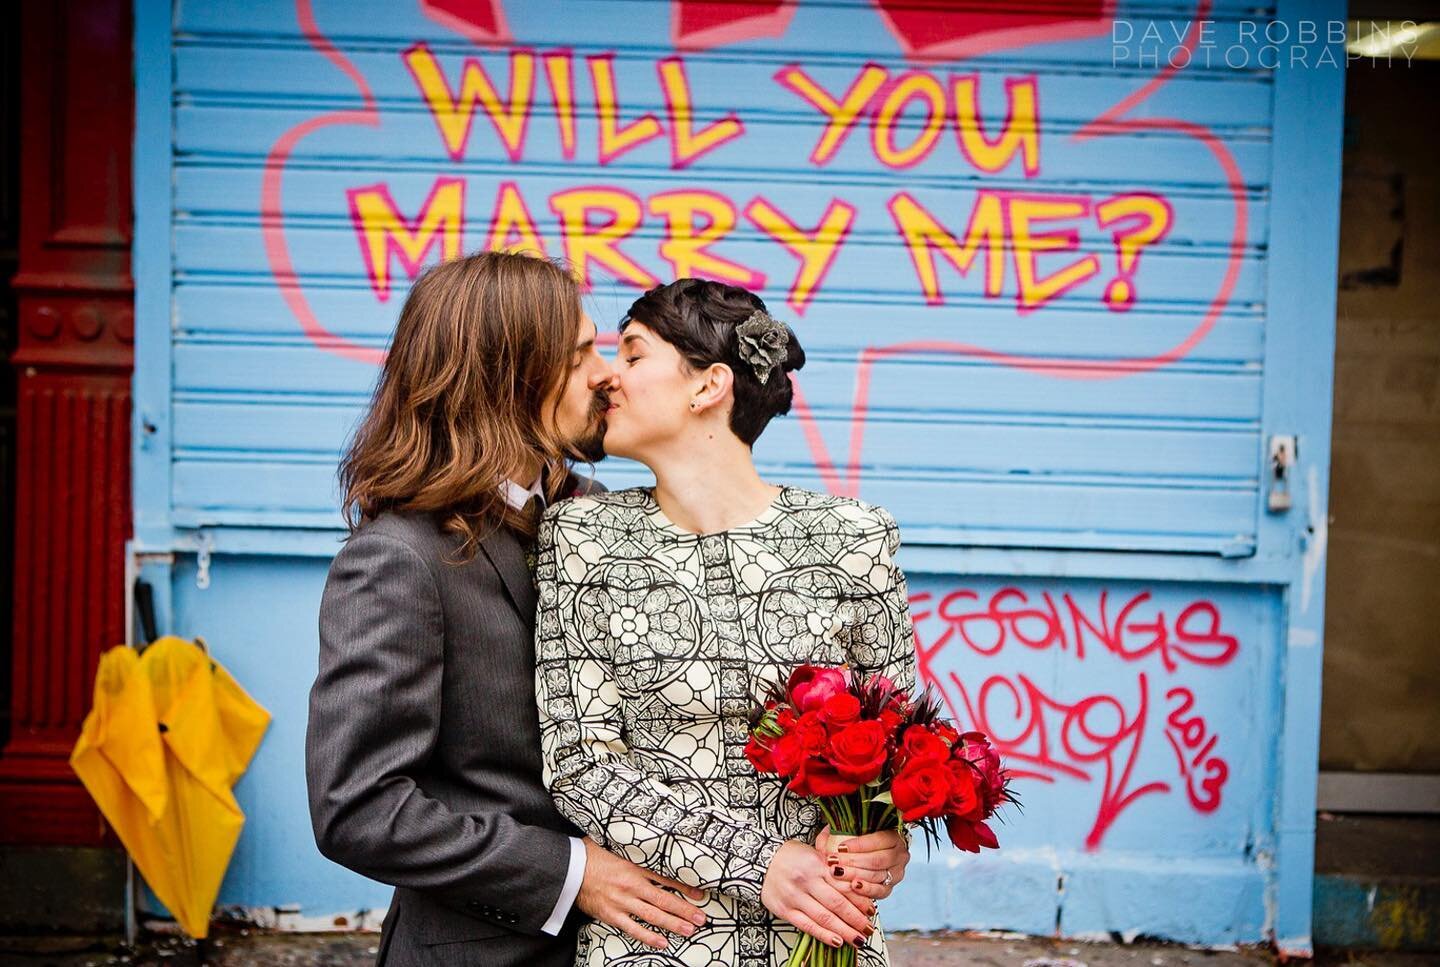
[{"left": 620, "top": 332, "right": 648, "bottom": 350}]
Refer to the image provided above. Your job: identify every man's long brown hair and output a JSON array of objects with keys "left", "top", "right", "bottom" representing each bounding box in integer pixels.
[{"left": 340, "top": 251, "right": 583, "bottom": 560}]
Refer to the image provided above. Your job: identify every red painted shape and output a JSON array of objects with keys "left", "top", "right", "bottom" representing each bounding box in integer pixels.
[
  {"left": 871, "top": 0, "right": 1115, "bottom": 61},
  {"left": 419, "top": 0, "right": 512, "bottom": 46},
  {"left": 671, "top": 1, "right": 797, "bottom": 50}
]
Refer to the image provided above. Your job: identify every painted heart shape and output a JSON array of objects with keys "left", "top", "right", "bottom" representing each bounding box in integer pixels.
[{"left": 871, "top": 0, "right": 1116, "bottom": 60}]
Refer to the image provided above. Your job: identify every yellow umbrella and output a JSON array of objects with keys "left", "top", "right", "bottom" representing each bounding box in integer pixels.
[{"left": 70, "top": 636, "right": 270, "bottom": 938}]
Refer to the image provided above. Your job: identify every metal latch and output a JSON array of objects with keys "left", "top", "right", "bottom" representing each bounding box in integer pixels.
[{"left": 1267, "top": 435, "right": 1297, "bottom": 513}]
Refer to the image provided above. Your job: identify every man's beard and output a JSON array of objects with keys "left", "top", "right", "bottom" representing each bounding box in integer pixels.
[{"left": 567, "top": 388, "right": 610, "bottom": 463}]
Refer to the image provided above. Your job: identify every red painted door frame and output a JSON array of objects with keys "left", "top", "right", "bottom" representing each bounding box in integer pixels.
[{"left": 0, "top": 0, "right": 135, "bottom": 846}]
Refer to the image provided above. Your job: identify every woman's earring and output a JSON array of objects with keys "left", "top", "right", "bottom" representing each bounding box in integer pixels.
[{"left": 689, "top": 401, "right": 698, "bottom": 411}]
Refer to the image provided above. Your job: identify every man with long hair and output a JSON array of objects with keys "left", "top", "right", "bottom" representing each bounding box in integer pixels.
[{"left": 306, "top": 252, "right": 708, "bottom": 966}]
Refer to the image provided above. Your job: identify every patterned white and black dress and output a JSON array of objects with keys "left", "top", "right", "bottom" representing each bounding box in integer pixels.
[{"left": 535, "top": 486, "right": 918, "bottom": 967}]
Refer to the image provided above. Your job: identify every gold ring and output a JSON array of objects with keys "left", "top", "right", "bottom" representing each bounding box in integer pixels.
[{"left": 882, "top": 869, "right": 893, "bottom": 886}]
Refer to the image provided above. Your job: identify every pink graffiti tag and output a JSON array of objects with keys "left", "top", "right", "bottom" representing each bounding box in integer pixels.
[{"left": 910, "top": 586, "right": 1235, "bottom": 848}]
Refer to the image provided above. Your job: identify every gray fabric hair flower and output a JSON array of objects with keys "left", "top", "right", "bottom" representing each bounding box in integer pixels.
[{"left": 735, "top": 310, "right": 790, "bottom": 385}]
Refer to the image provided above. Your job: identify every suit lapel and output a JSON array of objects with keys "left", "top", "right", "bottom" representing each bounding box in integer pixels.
[{"left": 479, "top": 525, "right": 537, "bottom": 626}]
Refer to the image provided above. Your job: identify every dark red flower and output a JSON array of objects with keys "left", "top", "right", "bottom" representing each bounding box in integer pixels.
[
  {"left": 955, "top": 731, "right": 1006, "bottom": 813},
  {"left": 944, "top": 815, "right": 1000, "bottom": 853},
  {"left": 891, "top": 762, "right": 953, "bottom": 821}
]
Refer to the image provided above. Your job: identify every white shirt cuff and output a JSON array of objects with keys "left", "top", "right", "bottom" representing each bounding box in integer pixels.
[{"left": 540, "top": 836, "right": 586, "bottom": 936}]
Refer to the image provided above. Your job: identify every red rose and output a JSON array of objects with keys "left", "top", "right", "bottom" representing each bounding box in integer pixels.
[
  {"left": 789, "top": 757, "right": 861, "bottom": 798},
  {"left": 945, "top": 760, "right": 984, "bottom": 821},
  {"left": 891, "top": 762, "right": 954, "bottom": 821},
  {"left": 944, "top": 815, "right": 1000, "bottom": 853},
  {"left": 788, "top": 665, "right": 851, "bottom": 713},
  {"left": 895, "top": 726, "right": 950, "bottom": 770},
  {"left": 827, "top": 720, "right": 888, "bottom": 784},
  {"left": 770, "top": 731, "right": 803, "bottom": 776},
  {"left": 819, "top": 693, "right": 862, "bottom": 729},
  {"left": 744, "top": 734, "right": 777, "bottom": 774}
]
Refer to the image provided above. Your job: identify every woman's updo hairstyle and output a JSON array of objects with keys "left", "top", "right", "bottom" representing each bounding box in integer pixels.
[{"left": 620, "top": 279, "right": 806, "bottom": 446}]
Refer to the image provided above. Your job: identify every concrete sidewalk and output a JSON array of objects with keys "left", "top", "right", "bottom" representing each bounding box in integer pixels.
[{"left": 0, "top": 931, "right": 1434, "bottom": 967}]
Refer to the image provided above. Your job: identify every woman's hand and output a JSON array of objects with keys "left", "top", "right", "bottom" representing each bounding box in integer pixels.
[
  {"left": 761, "top": 840, "right": 876, "bottom": 950},
  {"left": 575, "top": 837, "right": 709, "bottom": 950},
  {"left": 814, "top": 826, "right": 910, "bottom": 901}
]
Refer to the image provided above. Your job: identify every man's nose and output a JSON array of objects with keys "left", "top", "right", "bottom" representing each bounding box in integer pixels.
[{"left": 587, "top": 366, "right": 620, "bottom": 392}]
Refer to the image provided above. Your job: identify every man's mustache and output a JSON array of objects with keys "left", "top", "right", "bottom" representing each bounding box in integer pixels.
[{"left": 589, "top": 388, "right": 612, "bottom": 420}]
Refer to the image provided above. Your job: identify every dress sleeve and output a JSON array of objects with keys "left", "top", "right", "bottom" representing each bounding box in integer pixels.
[
  {"left": 847, "top": 507, "right": 919, "bottom": 697},
  {"left": 534, "top": 506, "right": 785, "bottom": 903}
]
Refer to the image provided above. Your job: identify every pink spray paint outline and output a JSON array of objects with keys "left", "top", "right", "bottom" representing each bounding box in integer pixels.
[
  {"left": 789, "top": 0, "right": 1243, "bottom": 496},
  {"left": 264, "top": 1, "right": 1243, "bottom": 500}
]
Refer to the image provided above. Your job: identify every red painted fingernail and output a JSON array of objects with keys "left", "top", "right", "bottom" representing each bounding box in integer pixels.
[
  {"left": 854, "top": 879, "right": 864, "bottom": 890},
  {"left": 832, "top": 866, "right": 845, "bottom": 877},
  {"left": 837, "top": 843, "right": 849, "bottom": 853},
  {"left": 830, "top": 936, "right": 843, "bottom": 948}
]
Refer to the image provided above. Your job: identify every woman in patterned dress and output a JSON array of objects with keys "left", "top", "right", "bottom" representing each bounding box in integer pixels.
[{"left": 535, "top": 279, "right": 919, "bottom": 966}]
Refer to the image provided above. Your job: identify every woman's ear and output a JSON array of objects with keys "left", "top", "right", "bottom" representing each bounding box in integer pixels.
[{"left": 691, "top": 363, "right": 734, "bottom": 414}]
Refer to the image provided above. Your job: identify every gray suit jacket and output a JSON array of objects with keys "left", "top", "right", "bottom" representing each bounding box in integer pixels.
[{"left": 308, "top": 493, "right": 595, "bottom": 966}]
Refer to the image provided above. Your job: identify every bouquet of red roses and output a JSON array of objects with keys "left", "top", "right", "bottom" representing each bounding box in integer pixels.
[{"left": 746, "top": 664, "right": 1016, "bottom": 966}]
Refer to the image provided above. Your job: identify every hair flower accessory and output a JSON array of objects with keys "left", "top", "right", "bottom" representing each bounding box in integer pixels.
[{"left": 735, "top": 310, "right": 791, "bottom": 385}]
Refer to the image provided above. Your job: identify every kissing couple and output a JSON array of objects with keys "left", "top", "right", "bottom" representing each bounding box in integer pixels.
[{"left": 306, "top": 251, "right": 920, "bottom": 966}]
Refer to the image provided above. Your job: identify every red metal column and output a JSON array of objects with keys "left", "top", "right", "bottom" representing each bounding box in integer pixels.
[{"left": 0, "top": 0, "right": 134, "bottom": 845}]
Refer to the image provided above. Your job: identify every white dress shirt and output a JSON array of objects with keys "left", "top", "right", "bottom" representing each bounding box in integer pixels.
[{"left": 501, "top": 476, "right": 586, "bottom": 936}]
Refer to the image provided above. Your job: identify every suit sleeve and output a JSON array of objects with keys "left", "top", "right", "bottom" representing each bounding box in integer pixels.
[
  {"left": 307, "top": 530, "right": 572, "bottom": 934},
  {"left": 534, "top": 508, "right": 785, "bottom": 903}
]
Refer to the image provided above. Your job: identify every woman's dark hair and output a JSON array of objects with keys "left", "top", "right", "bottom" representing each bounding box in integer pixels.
[{"left": 620, "top": 279, "right": 806, "bottom": 446}]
